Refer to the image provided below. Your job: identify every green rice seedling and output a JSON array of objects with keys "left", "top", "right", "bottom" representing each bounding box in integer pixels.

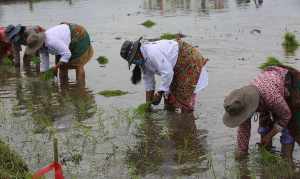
[
  {"left": 96, "top": 56, "right": 109, "bottom": 65},
  {"left": 31, "top": 56, "right": 41, "bottom": 65},
  {"left": 282, "top": 32, "right": 299, "bottom": 54},
  {"left": 2, "top": 57, "right": 13, "bottom": 66},
  {"left": 248, "top": 147, "right": 295, "bottom": 179},
  {"left": 0, "top": 139, "right": 30, "bottom": 178},
  {"left": 40, "top": 68, "right": 55, "bottom": 81},
  {"left": 98, "top": 90, "right": 128, "bottom": 97},
  {"left": 207, "top": 153, "right": 217, "bottom": 179},
  {"left": 133, "top": 102, "right": 151, "bottom": 117},
  {"left": 141, "top": 20, "right": 156, "bottom": 28},
  {"left": 259, "top": 56, "right": 285, "bottom": 70},
  {"left": 160, "top": 33, "right": 178, "bottom": 40}
]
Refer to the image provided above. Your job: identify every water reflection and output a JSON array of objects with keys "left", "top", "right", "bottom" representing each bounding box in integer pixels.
[
  {"left": 12, "top": 79, "right": 96, "bottom": 133},
  {"left": 236, "top": 0, "right": 263, "bottom": 7},
  {"left": 143, "top": 0, "right": 228, "bottom": 15},
  {"left": 126, "top": 113, "right": 208, "bottom": 177},
  {"left": 0, "top": 0, "right": 73, "bottom": 12}
]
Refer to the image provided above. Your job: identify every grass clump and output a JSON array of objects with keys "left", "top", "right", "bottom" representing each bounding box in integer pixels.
[
  {"left": 0, "top": 139, "right": 30, "bottom": 179},
  {"left": 282, "top": 32, "right": 299, "bottom": 54},
  {"left": 31, "top": 56, "right": 40, "bottom": 65},
  {"left": 259, "top": 56, "right": 285, "bottom": 70},
  {"left": 98, "top": 90, "right": 128, "bottom": 97},
  {"left": 160, "top": 33, "right": 178, "bottom": 40},
  {"left": 141, "top": 20, "right": 156, "bottom": 28},
  {"left": 96, "top": 56, "right": 109, "bottom": 65}
]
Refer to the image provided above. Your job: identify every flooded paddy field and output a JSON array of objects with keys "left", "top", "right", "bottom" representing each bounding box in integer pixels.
[{"left": 0, "top": 0, "right": 300, "bottom": 178}]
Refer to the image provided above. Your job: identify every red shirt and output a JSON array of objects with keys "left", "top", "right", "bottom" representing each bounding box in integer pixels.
[
  {"left": 237, "top": 67, "right": 292, "bottom": 152},
  {"left": 0, "top": 26, "right": 13, "bottom": 57}
]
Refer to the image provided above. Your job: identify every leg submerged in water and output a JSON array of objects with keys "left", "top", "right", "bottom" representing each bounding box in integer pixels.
[{"left": 76, "top": 66, "right": 85, "bottom": 85}]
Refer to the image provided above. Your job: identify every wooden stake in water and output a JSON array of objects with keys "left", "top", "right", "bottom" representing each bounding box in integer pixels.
[{"left": 53, "top": 138, "right": 59, "bottom": 162}]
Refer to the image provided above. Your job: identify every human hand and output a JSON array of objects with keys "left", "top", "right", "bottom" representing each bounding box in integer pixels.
[
  {"left": 261, "top": 134, "right": 273, "bottom": 146},
  {"left": 152, "top": 91, "right": 163, "bottom": 105}
]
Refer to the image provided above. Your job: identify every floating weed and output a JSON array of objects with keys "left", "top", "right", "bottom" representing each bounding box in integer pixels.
[
  {"left": 98, "top": 90, "right": 128, "bottom": 97},
  {"left": 31, "top": 56, "right": 41, "bottom": 65},
  {"left": 259, "top": 56, "right": 285, "bottom": 70},
  {"left": 96, "top": 56, "right": 109, "bottom": 65},
  {"left": 282, "top": 32, "right": 299, "bottom": 54},
  {"left": 141, "top": 20, "right": 156, "bottom": 28},
  {"left": 160, "top": 33, "right": 178, "bottom": 40}
]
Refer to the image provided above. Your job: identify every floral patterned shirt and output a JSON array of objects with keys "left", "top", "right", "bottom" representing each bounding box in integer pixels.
[{"left": 237, "top": 67, "right": 292, "bottom": 152}]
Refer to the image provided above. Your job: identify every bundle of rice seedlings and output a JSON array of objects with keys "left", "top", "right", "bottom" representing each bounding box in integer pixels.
[
  {"left": 282, "top": 32, "right": 299, "bottom": 54},
  {"left": 31, "top": 56, "right": 41, "bottom": 65},
  {"left": 141, "top": 20, "right": 156, "bottom": 28},
  {"left": 98, "top": 90, "right": 128, "bottom": 97},
  {"left": 96, "top": 56, "right": 109, "bottom": 65},
  {"left": 40, "top": 68, "right": 55, "bottom": 81},
  {"left": 259, "top": 56, "right": 285, "bottom": 70}
]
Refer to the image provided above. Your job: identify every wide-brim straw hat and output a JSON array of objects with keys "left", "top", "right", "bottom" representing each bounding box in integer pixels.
[
  {"left": 25, "top": 31, "right": 46, "bottom": 55},
  {"left": 223, "top": 85, "right": 260, "bottom": 128}
]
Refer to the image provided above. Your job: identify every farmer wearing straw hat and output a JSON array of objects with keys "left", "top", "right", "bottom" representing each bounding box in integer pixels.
[
  {"left": 223, "top": 66, "right": 300, "bottom": 164},
  {"left": 4, "top": 24, "right": 45, "bottom": 67},
  {"left": 24, "top": 23, "right": 93, "bottom": 84},
  {"left": 120, "top": 37, "right": 208, "bottom": 113}
]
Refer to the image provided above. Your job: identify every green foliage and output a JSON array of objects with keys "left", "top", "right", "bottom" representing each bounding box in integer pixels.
[
  {"left": 133, "top": 102, "right": 151, "bottom": 117},
  {"left": 40, "top": 69, "right": 55, "bottom": 81},
  {"left": 248, "top": 147, "right": 295, "bottom": 178},
  {"left": 141, "top": 20, "right": 156, "bottom": 28},
  {"left": 259, "top": 56, "right": 285, "bottom": 70},
  {"left": 98, "top": 90, "right": 128, "bottom": 97},
  {"left": 282, "top": 32, "right": 299, "bottom": 54},
  {"left": 96, "top": 56, "right": 109, "bottom": 65},
  {"left": 160, "top": 33, "right": 178, "bottom": 40},
  {"left": 0, "top": 140, "right": 29, "bottom": 179},
  {"left": 2, "top": 57, "right": 13, "bottom": 66},
  {"left": 31, "top": 56, "right": 41, "bottom": 65}
]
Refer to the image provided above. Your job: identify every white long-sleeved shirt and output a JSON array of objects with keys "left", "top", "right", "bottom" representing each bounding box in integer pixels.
[
  {"left": 141, "top": 40, "right": 208, "bottom": 93},
  {"left": 40, "top": 24, "right": 71, "bottom": 72}
]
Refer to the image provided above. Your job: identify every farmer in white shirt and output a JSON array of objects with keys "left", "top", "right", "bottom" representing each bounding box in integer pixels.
[
  {"left": 120, "top": 37, "right": 208, "bottom": 113},
  {"left": 24, "top": 23, "right": 93, "bottom": 84}
]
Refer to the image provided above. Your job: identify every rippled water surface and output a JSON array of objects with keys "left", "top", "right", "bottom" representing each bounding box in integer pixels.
[{"left": 0, "top": 0, "right": 300, "bottom": 178}]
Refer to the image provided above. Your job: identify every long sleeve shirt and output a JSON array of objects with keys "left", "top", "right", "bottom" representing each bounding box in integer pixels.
[
  {"left": 40, "top": 24, "right": 71, "bottom": 72},
  {"left": 237, "top": 67, "right": 292, "bottom": 152},
  {"left": 141, "top": 40, "right": 208, "bottom": 93}
]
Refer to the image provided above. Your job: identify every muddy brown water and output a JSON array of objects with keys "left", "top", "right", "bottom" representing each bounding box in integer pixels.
[{"left": 0, "top": 0, "right": 300, "bottom": 178}]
